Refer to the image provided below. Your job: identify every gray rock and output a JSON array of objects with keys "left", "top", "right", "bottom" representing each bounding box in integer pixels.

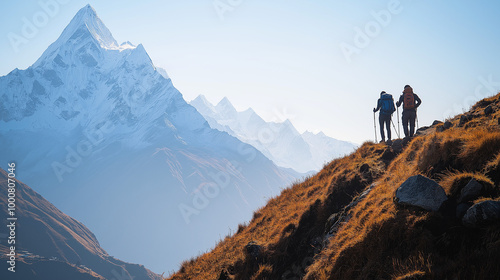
[
  {"left": 462, "top": 200, "right": 500, "bottom": 227},
  {"left": 485, "top": 105, "right": 494, "bottom": 115},
  {"left": 456, "top": 202, "right": 472, "bottom": 219},
  {"left": 458, "top": 178, "right": 483, "bottom": 203},
  {"left": 415, "top": 126, "right": 430, "bottom": 136},
  {"left": 382, "top": 148, "right": 396, "bottom": 161},
  {"left": 443, "top": 121, "right": 453, "bottom": 130},
  {"left": 359, "top": 163, "right": 370, "bottom": 174},
  {"left": 245, "top": 241, "right": 262, "bottom": 262},
  {"left": 395, "top": 175, "right": 448, "bottom": 211},
  {"left": 326, "top": 213, "right": 340, "bottom": 230},
  {"left": 392, "top": 139, "right": 404, "bottom": 153},
  {"left": 432, "top": 120, "right": 443, "bottom": 126},
  {"left": 459, "top": 115, "right": 472, "bottom": 127}
]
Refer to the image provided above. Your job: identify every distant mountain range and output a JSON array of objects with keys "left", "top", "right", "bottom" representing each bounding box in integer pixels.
[
  {"left": 0, "top": 168, "right": 162, "bottom": 280},
  {"left": 0, "top": 5, "right": 301, "bottom": 273},
  {"left": 190, "top": 95, "right": 357, "bottom": 173}
]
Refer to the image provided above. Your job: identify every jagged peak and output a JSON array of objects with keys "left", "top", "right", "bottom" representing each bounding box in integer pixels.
[
  {"left": 216, "top": 97, "right": 237, "bottom": 111},
  {"left": 242, "top": 107, "right": 256, "bottom": 115},
  {"left": 33, "top": 4, "right": 132, "bottom": 67},
  {"left": 217, "top": 96, "right": 232, "bottom": 106},
  {"left": 58, "top": 4, "right": 119, "bottom": 49},
  {"left": 192, "top": 94, "right": 212, "bottom": 105}
]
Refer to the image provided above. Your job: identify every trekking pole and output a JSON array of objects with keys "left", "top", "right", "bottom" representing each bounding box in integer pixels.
[
  {"left": 391, "top": 119, "right": 400, "bottom": 139},
  {"left": 373, "top": 112, "right": 378, "bottom": 143},
  {"left": 416, "top": 108, "right": 419, "bottom": 130},
  {"left": 397, "top": 107, "right": 400, "bottom": 138}
]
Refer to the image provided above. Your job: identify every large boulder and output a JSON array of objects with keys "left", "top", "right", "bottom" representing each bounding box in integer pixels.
[
  {"left": 485, "top": 105, "right": 494, "bottom": 115},
  {"left": 432, "top": 120, "right": 443, "bottom": 126},
  {"left": 462, "top": 200, "right": 500, "bottom": 227},
  {"left": 458, "top": 178, "right": 483, "bottom": 203},
  {"left": 395, "top": 175, "right": 448, "bottom": 211},
  {"left": 443, "top": 121, "right": 453, "bottom": 130},
  {"left": 459, "top": 114, "right": 472, "bottom": 127}
]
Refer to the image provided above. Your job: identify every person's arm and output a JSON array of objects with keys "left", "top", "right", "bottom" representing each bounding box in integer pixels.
[
  {"left": 414, "top": 94, "right": 422, "bottom": 108},
  {"left": 396, "top": 95, "right": 403, "bottom": 107},
  {"left": 373, "top": 99, "right": 381, "bottom": 112}
]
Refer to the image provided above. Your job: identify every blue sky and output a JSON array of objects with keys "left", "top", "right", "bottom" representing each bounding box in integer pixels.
[{"left": 1, "top": 0, "right": 500, "bottom": 144}]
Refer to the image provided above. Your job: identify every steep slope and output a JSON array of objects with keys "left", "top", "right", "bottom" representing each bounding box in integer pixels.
[
  {"left": 0, "top": 168, "right": 161, "bottom": 280},
  {"left": 168, "top": 93, "right": 500, "bottom": 280},
  {"left": 0, "top": 5, "right": 298, "bottom": 273},
  {"left": 190, "top": 95, "right": 357, "bottom": 173}
]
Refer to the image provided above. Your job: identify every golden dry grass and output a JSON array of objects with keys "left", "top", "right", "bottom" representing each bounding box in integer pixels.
[
  {"left": 168, "top": 142, "right": 389, "bottom": 280},
  {"left": 168, "top": 93, "right": 500, "bottom": 280}
]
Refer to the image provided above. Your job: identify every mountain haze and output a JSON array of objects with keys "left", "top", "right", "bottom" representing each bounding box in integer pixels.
[
  {"left": 190, "top": 95, "right": 357, "bottom": 173},
  {"left": 0, "top": 168, "right": 161, "bottom": 280},
  {"left": 0, "top": 5, "right": 300, "bottom": 273}
]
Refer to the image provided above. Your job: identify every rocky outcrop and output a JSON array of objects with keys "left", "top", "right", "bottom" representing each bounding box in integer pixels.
[
  {"left": 458, "top": 179, "right": 483, "bottom": 203},
  {"left": 443, "top": 121, "right": 453, "bottom": 130},
  {"left": 459, "top": 115, "right": 473, "bottom": 127},
  {"left": 485, "top": 105, "right": 494, "bottom": 115},
  {"left": 325, "top": 183, "right": 378, "bottom": 241},
  {"left": 462, "top": 200, "right": 500, "bottom": 227},
  {"left": 395, "top": 175, "right": 448, "bottom": 211}
]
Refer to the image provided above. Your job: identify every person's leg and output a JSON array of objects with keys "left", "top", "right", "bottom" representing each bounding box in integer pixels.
[
  {"left": 402, "top": 111, "right": 409, "bottom": 138},
  {"left": 385, "top": 116, "right": 391, "bottom": 141},
  {"left": 379, "top": 115, "right": 385, "bottom": 142},
  {"left": 409, "top": 111, "right": 416, "bottom": 137}
]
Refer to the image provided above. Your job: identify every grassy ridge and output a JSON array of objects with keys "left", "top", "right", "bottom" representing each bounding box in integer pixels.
[{"left": 168, "top": 94, "right": 500, "bottom": 280}]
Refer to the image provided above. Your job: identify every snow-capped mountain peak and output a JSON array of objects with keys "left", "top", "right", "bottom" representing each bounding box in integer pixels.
[
  {"left": 58, "top": 4, "right": 118, "bottom": 49},
  {"left": 1, "top": 5, "right": 301, "bottom": 274},
  {"left": 193, "top": 94, "right": 214, "bottom": 109},
  {"left": 190, "top": 95, "right": 358, "bottom": 173},
  {"left": 34, "top": 4, "right": 136, "bottom": 69},
  {"left": 120, "top": 41, "right": 137, "bottom": 50},
  {"left": 215, "top": 96, "right": 238, "bottom": 119},
  {"left": 216, "top": 96, "right": 235, "bottom": 109}
]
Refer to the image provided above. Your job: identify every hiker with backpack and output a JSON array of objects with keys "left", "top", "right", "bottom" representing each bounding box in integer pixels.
[
  {"left": 396, "top": 85, "right": 422, "bottom": 138},
  {"left": 373, "top": 91, "right": 396, "bottom": 143}
]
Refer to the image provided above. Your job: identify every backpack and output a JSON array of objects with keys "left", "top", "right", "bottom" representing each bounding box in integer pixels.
[
  {"left": 403, "top": 87, "right": 416, "bottom": 110},
  {"left": 380, "top": 93, "right": 396, "bottom": 115}
]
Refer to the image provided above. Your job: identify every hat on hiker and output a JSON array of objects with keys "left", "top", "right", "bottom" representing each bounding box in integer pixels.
[
  {"left": 403, "top": 85, "right": 413, "bottom": 94},
  {"left": 380, "top": 91, "right": 386, "bottom": 96}
]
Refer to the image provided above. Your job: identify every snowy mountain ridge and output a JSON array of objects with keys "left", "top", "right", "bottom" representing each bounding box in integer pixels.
[
  {"left": 190, "top": 95, "right": 357, "bottom": 173},
  {"left": 0, "top": 5, "right": 300, "bottom": 273}
]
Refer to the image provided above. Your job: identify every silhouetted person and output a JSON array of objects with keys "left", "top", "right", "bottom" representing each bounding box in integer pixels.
[
  {"left": 373, "top": 91, "right": 395, "bottom": 143},
  {"left": 396, "top": 85, "right": 422, "bottom": 138}
]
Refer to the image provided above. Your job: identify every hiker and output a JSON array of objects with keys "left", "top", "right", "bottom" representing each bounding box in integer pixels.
[
  {"left": 396, "top": 85, "right": 422, "bottom": 138},
  {"left": 373, "top": 91, "right": 396, "bottom": 143}
]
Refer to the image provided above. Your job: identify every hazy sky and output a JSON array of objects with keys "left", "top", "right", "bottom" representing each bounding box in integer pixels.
[{"left": 1, "top": 0, "right": 500, "bottom": 144}]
